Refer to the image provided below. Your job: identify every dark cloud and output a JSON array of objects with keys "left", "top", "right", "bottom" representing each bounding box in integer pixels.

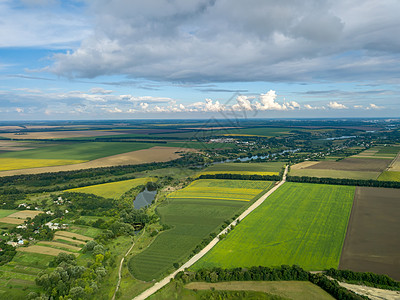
[{"left": 48, "top": 0, "right": 400, "bottom": 83}]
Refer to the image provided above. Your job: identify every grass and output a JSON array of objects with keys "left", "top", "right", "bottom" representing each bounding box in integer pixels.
[
  {"left": 0, "top": 210, "right": 17, "bottom": 218},
  {"left": 65, "top": 177, "right": 157, "bottom": 199},
  {"left": 68, "top": 225, "right": 103, "bottom": 238},
  {"left": 149, "top": 281, "right": 289, "bottom": 300},
  {"left": 0, "top": 252, "right": 53, "bottom": 299},
  {"left": 193, "top": 182, "right": 355, "bottom": 271},
  {"left": 184, "top": 281, "right": 335, "bottom": 300},
  {"left": 289, "top": 169, "right": 380, "bottom": 180},
  {"left": 378, "top": 171, "right": 400, "bottom": 182},
  {"left": 0, "top": 142, "right": 156, "bottom": 160},
  {"left": 0, "top": 158, "right": 86, "bottom": 171},
  {"left": 128, "top": 180, "right": 273, "bottom": 281}
]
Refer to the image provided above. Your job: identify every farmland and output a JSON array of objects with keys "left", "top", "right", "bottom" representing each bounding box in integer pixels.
[
  {"left": 128, "top": 180, "right": 273, "bottom": 281},
  {"left": 378, "top": 171, "right": 400, "bottom": 181},
  {"left": 0, "top": 210, "right": 43, "bottom": 225},
  {"left": 66, "top": 177, "right": 157, "bottom": 198},
  {"left": 339, "top": 186, "right": 400, "bottom": 280},
  {"left": 193, "top": 183, "right": 355, "bottom": 271},
  {"left": 0, "top": 158, "right": 87, "bottom": 171},
  {"left": 197, "top": 162, "right": 284, "bottom": 177}
]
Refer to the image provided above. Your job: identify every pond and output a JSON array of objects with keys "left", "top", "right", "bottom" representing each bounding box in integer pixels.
[{"left": 133, "top": 188, "right": 157, "bottom": 209}]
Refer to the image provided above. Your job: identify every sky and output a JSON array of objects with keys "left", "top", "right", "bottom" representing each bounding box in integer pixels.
[{"left": 0, "top": 0, "right": 399, "bottom": 120}]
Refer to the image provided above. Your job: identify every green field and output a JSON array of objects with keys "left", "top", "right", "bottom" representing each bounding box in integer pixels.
[
  {"left": 193, "top": 182, "right": 355, "bottom": 271},
  {"left": 66, "top": 177, "right": 157, "bottom": 198},
  {"left": 378, "top": 171, "right": 400, "bottom": 182},
  {"left": 289, "top": 169, "right": 380, "bottom": 180},
  {"left": 198, "top": 162, "right": 284, "bottom": 176},
  {"left": 0, "top": 252, "right": 53, "bottom": 299},
  {"left": 0, "top": 210, "right": 17, "bottom": 218},
  {"left": 0, "top": 142, "right": 156, "bottom": 160},
  {"left": 128, "top": 180, "right": 273, "bottom": 281}
]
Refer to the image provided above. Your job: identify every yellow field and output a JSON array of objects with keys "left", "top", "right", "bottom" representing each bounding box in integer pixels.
[
  {"left": 66, "top": 177, "right": 157, "bottom": 198},
  {"left": 0, "top": 158, "right": 87, "bottom": 171},
  {"left": 0, "top": 210, "right": 44, "bottom": 224},
  {"left": 167, "top": 179, "right": 269, "bottom": 202},
  {"left": 196, "top": 171, "right": 278, "bottom": 177}
]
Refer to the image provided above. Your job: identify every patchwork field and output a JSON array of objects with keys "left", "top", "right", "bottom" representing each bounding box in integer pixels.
[
  {"left": 184, "top": 281, "right": 335, "bottom": 300},
  {"left": 66, "top": 177, "right": 157, "bottom": 199},
  {"left": 339, "top": 186, "right": 400, "bottom": 280},
  {"left": 0, "top": 210, "right": 43, "bottom": 224},
  {"left": 129, "top": 180, "right": 273, "bottom": 281},
  {"left": 197, "top": 162, "right": 284, "bottom": 177},
  {"left": 290, "top": 157, "right": 393, "bottom": 179},
  {"left": 353, "top": 145, "right": 400, "bottom": 159},
  {"left": 168, "top": 179, "right": 272, "bottom": 202},
  {"left": 0, "top": 252, "right": 52, "bottom": 299},
  {"left": 0, "top": 130, "right": 126, "bottom": 140},
  {"left": 194, "top": 183, "right": 355, "bottom": 271},
  {"left": 0, "top": 146, "right": 194, "bottom": 177}
]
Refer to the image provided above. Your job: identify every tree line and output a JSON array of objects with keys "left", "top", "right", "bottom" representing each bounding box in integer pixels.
[
  {"left": 198, "top": 174, "right": 281, "bottom": 181},
  {"left": 175, "top": 265, "right": 367, "bottom": 300},
  {"left": 326, "top": 268, "right": 400, "bottom": 291},
  {"left": 287, "top": 175, "right": 400, "bottom": 189}
]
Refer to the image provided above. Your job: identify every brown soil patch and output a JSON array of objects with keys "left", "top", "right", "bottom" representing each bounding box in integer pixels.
[
  {"left": 8, "top": 210, "right": 43, "bottom": 219},
  {"left": 39, "top": 241, "right": 82, "bottom": 251},
  {"left": 291, "top": 161, "right": 320, "bottom": 170},
  {"left": 0, "top": 146, "right": 195, "bottom": 177},
  {"left": 17, "top": 245, "right": 78, "bottom": 256},
  {"left": 338, "top": 282, "right": 400, "bottom": 300},
  {"left": 54, "top": 231, "right": 93, "bottom": 241},
  {"left": 339, "top": 187, "right": 400, "bottom": 280},
  {"left": 0, "top": 217, "right": 24, "bottom": 224},
  {"left": 306, "top": 158, "right": 391, "bottom": 172}
]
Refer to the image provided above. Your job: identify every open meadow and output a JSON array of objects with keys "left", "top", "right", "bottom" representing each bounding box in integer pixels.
[
  {"left": 66, "top": 177, "right": 157, "bottom": 199},
  {"left": 193, "top": 182, "right": 355, "bottom": 271},
  {"left": 128, "top": 179, "right": 273, "bottom": 281},
  {"left": 339, "top": 186, "right": 400, "bottom": 280}
]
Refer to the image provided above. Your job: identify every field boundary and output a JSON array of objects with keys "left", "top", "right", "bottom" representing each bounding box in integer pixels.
[{"left": 132, "top": 166, "right": 288, "bottom": 300}]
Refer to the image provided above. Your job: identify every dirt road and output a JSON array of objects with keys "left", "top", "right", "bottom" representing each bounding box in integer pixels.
[{"left": 132, "top": 166, "right": 288, "bottom": 300}]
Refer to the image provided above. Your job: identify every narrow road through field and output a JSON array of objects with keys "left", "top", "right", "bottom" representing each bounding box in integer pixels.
[
  {"left": 132, "top": 166, "right": 288, "bottom": 300},
  {"left": 112, "top": 229, "right": 145, "bottom": 300}
]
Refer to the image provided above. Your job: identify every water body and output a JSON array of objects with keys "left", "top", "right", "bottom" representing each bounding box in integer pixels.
[
  {"left": 213, "top": 148, "right": 301, "bottom": 164},
  {"left": 324, "top": 135, "right": 357, "bottom": 140},
  {"left": 133, "top": 188, "right": 157, "bottom": 209}
]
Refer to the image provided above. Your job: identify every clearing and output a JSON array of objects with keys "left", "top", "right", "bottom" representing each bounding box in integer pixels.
[
  {"left": 193, "top": 182, "right": 355, "bottom": 271},
  {"left": 128, "top": 180, "right": 273, "bottom": 281},
  {"left": 339, "top": 186, "right": 400, "bottom": 281}
]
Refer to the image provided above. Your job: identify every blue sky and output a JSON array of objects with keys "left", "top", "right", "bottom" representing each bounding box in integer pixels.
[{"left": 1, "top": 0, "right": 399, "bottom": 120}]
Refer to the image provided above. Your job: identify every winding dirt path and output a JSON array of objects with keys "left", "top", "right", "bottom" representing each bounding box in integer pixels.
[
  {"left": 112, "top": 229, "right": 146, "bottom": 300},
  {"left": 132, "top": 166, "right": 288, "bottom": 300}
]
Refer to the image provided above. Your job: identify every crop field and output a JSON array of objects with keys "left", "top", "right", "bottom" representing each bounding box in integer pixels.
[
  {"left": 0, "top": 209, "right": 17, "bottom": 218},
  {"left": 167, "top": 179, "right": 273, "bottom": 202},
  {"left": 0, "top": 252, "right": 52, "bottom": 299},
  {"left": 66, "top": 177, "right": 157, "bottom": 198},
  {"left": 0, "top": 130, "right": 126, "bottom": 140},
  {"left": 305, "top": 157, "right": 391, "bottom": 172},
  {"left": 0, "top": 158, "right": 87, "bottom": 171},
  {"left": 289, "top": 168, "right": 381, "bottom": 180},
  {"left": 129, "top": 180, "right": 273, "bottom": 281},
  {"left": 68, "top": 225, "right": 102, "bottom": 238},
  {"left": 0, "top": 210, "right": 43, "bottom": 224},
  {"left": 0, "top": 142, "right": 156, "bottom": 161},
  {"left": 194, "top": 182, "right": 355, "bottom": 271},
  {"left": 0, "top": 146, "right": 194, "bottom": 177},
  {"left": 339, "top": 187, "right": 400, "bottom": 280},
  {"left": 184, "top": 281, "right": 335, "bottom": 300},
  {"left": 198, "top": 162, "right": 284, "bottom": 177},
  {"left": 353, "top": 145, "right": 400, "bottom": 159},
  {"left": 377, "top": 171, "right": 400, "bottom": 181}
]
